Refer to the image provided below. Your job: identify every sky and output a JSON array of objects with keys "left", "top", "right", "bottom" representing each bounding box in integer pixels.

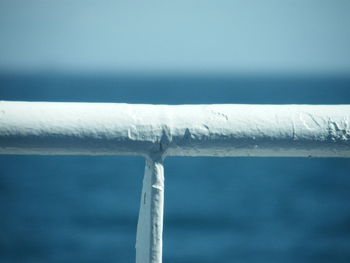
[{"left": 0, "top": 0, "right": 350, "bottom": 74}]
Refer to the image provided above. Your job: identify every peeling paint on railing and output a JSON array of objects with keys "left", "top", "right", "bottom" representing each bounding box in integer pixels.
[{"left": 0, "top": 101, "right": 349, "bottom": 157}]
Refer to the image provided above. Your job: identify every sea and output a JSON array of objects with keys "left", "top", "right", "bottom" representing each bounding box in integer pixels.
[{"left": 0, "top": 73, "right": 350, "bottom": 263}]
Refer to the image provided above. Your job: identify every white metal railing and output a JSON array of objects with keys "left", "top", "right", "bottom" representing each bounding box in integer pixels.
[{"left": 1, "top": 101, "right": 350, "bottom": 263}]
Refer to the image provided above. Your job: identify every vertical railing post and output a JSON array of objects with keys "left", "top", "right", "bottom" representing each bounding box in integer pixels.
[{"left": 136, "top": 156, "right": 165, "bottom": 263}]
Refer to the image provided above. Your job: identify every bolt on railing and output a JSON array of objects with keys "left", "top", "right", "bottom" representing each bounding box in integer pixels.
[{"left": 1, "top": 101, "right": 350, "bottom": 263}]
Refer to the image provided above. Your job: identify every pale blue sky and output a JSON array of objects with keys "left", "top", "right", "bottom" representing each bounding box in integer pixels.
[{"left": 0, "top": 0, "right": 350, "bottom": 74}]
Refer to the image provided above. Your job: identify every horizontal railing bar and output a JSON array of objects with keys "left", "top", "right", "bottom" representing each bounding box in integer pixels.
[{"left": 0, "top": 101, "right": 349, "bottom": 157}]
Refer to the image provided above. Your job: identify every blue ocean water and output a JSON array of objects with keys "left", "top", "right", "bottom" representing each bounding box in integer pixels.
[{"left": 0, "top": 73, "right": 350, "bottom": 263}]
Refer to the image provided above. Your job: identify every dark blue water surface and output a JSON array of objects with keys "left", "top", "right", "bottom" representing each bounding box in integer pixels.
[{"left": 0, "top": 73, "right": 350, "bottom": 263}]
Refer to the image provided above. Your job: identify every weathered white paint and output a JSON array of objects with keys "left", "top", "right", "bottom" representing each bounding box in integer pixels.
[
  {"left": 0, "top": 101, "right": 350, "bottom": 157},
  {"left": 1, "top": 100, "right": 350, "bottom": 263},
  {"left": 136, "top": 157, "right": 164, "bottom": 263}
]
